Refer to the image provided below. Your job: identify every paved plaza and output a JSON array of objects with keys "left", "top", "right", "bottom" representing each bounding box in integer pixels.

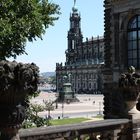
[{"left": 30, "top": 92, "right": 104, "bottom": 119}]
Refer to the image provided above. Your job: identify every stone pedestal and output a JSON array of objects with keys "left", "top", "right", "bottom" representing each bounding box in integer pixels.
[{"left": 58, "top": 83, "right": 79, "bottom": 103}]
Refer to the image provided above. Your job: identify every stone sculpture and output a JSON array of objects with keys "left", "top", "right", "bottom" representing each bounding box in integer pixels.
[{"left": 0, "top": 60, "right": 39, "bottom": 140}]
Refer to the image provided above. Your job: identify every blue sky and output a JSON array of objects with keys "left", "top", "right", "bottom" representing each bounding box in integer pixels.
[{"left": 11, "top": 0, "right": 104, "bottom": 73}]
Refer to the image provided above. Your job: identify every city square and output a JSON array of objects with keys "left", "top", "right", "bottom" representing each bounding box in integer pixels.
[{"left": 31, "top": 92, "right": 104, "bottom": 119}]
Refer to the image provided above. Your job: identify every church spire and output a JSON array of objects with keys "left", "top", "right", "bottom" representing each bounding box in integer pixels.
[
  {"left": 72, "top": 0, "right": 78, "bottom": 13},
  {"left": 74, "top": 0, "right": 76, "bottom": 7}
]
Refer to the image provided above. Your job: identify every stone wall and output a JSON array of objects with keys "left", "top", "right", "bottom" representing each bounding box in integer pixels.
[{"left": 19, "top": 119, "right": 140, "bottom": 140}]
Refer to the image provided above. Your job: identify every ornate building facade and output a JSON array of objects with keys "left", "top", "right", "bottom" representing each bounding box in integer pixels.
[
  {"left": 103, "top": 0, "right": 140, "bottom": 118},
  {"left": 56, "top": 4, "right": 104, "bottom": 94}
]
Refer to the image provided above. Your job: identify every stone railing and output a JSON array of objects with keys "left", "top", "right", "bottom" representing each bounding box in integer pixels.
[{"left": 19, "top": 118, "right": 140, "bottom": 140}]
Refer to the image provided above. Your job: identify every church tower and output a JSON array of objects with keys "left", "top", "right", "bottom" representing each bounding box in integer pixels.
[
  {"left": 66, "top": 1, "right": 83, "bottom": 65},
  {"left": 56, "top": 1, "right": 104, "bottom": 94}
]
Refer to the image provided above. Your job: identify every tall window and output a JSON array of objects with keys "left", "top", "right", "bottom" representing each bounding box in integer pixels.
[
  {"left": 71, "top": 21, "right": 74, "bottom": 28},
  {"left": 128, "top": 15, "right": 140, "bottom": 68},
  {"left": 72, "top": 40, "right": 75, "bottom": 49}
]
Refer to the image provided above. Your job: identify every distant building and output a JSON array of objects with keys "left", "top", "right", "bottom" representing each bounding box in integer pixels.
[{"left": 56, "top": 4, "right": 104, "bottom": 94}]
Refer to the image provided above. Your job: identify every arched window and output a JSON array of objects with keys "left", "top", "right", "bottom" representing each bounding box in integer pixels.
[{"left": 127, "top": 15, "right": 140, "bottom": 68}]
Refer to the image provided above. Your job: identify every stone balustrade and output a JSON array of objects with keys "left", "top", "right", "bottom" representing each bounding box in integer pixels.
[{"left": 19, "top": 118, "right": 140, "bottom": 140}]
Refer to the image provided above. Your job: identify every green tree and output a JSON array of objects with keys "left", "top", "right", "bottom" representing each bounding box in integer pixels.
[
  {"left": 0, "top": 0, "right": 60, "bottom": 60},
  {"left": 49, "top": 75, "right": 56, "bottom": 85},
  {"left": 43, "top": 100, "right": 54, "bottom": 119},
  {"left": 22, "top": 103, "right": 48, "bottom": 128},
  {"left": 22, "top": 101, "right": 55, "bottom": 128}
]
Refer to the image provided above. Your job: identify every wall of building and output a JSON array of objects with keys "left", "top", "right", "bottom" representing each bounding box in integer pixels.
[
  {"left": 56, "top": 63, "right": 103, "bottom": 94},
  {"left": 103, "top": 0, "right": 140, "bottom": 118}
]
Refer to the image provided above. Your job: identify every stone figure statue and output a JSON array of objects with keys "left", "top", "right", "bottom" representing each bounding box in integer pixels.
[
  {"left": 63, "top": 75, "right": 68, "bottom": 83},
  {"left": 63, "top": 73, "right": 72, "bottom": 83},
  {"left": 68, "top": 73, "right": 72, "bottom": 82}
]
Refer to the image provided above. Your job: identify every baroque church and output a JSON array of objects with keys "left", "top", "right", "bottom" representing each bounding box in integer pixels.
[{"left": 56, "top": 2, "right": 104, "bottom": 94}]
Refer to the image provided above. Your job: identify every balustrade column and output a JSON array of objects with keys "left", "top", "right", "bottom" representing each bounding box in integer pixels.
[
  {"left": 110, "top": 129, "right": 121, "bottom": 140},
  {"left": 88, "top": 133, "right": 99, "bottom": 140},
  {"left": 100, "top": 131, "right": 112, "bottom": 140},
  {"left": 64, "top": 131, "right": 78, "bottom": 140}
]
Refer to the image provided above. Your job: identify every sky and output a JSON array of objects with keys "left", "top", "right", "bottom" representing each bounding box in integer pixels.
[{"left": 10, "top": 0, "right": 104, "bottom": 73}]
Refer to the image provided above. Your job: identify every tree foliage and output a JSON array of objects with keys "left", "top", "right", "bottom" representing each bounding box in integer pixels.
[
  {"left": 22, "top": 103, "right": 47, "bottom": 128},
  {"left": 22, "top": 101, "right": 55, "bottom": 128},
  {"left": 43, "top": 100, "right": 54, "bottom": 118},
  {"left": 0, "top": 0, "right": 60, "bottom": 60},
  {"left": 48, "top": 75, "right": 56, "bottom": 85}
]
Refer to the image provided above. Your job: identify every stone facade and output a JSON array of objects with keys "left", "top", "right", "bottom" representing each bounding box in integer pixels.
[
  {"left": 103, "top": 0, "right": 140, "bottom": 118},
  {"left": 56, "top": 5, "right": 104, "bottom": 94}
]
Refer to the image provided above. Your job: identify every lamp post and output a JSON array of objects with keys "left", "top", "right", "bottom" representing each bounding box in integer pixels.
[
  {"left": 55, "top": 93, "right": 59, "bottom": 109},
  {"left": 62, "top": 101, "right": 64, "bottom": 118},
  {"left": 99, "top": 101, "right": 102, "bottom": 115},
  {"left": 61, "top": 85, "right": 65, "bottom": 119}
]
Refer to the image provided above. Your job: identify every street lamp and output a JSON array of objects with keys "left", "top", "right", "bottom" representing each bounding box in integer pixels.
[
  {"left": 62, "top": 101, "right": 64, "bottom": 118},
  {"left": 99, "top": 101, "right": 102, "bottom": 115},
  {"left": 55, "top": 93, "right": 59, "bottom": 109}
]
